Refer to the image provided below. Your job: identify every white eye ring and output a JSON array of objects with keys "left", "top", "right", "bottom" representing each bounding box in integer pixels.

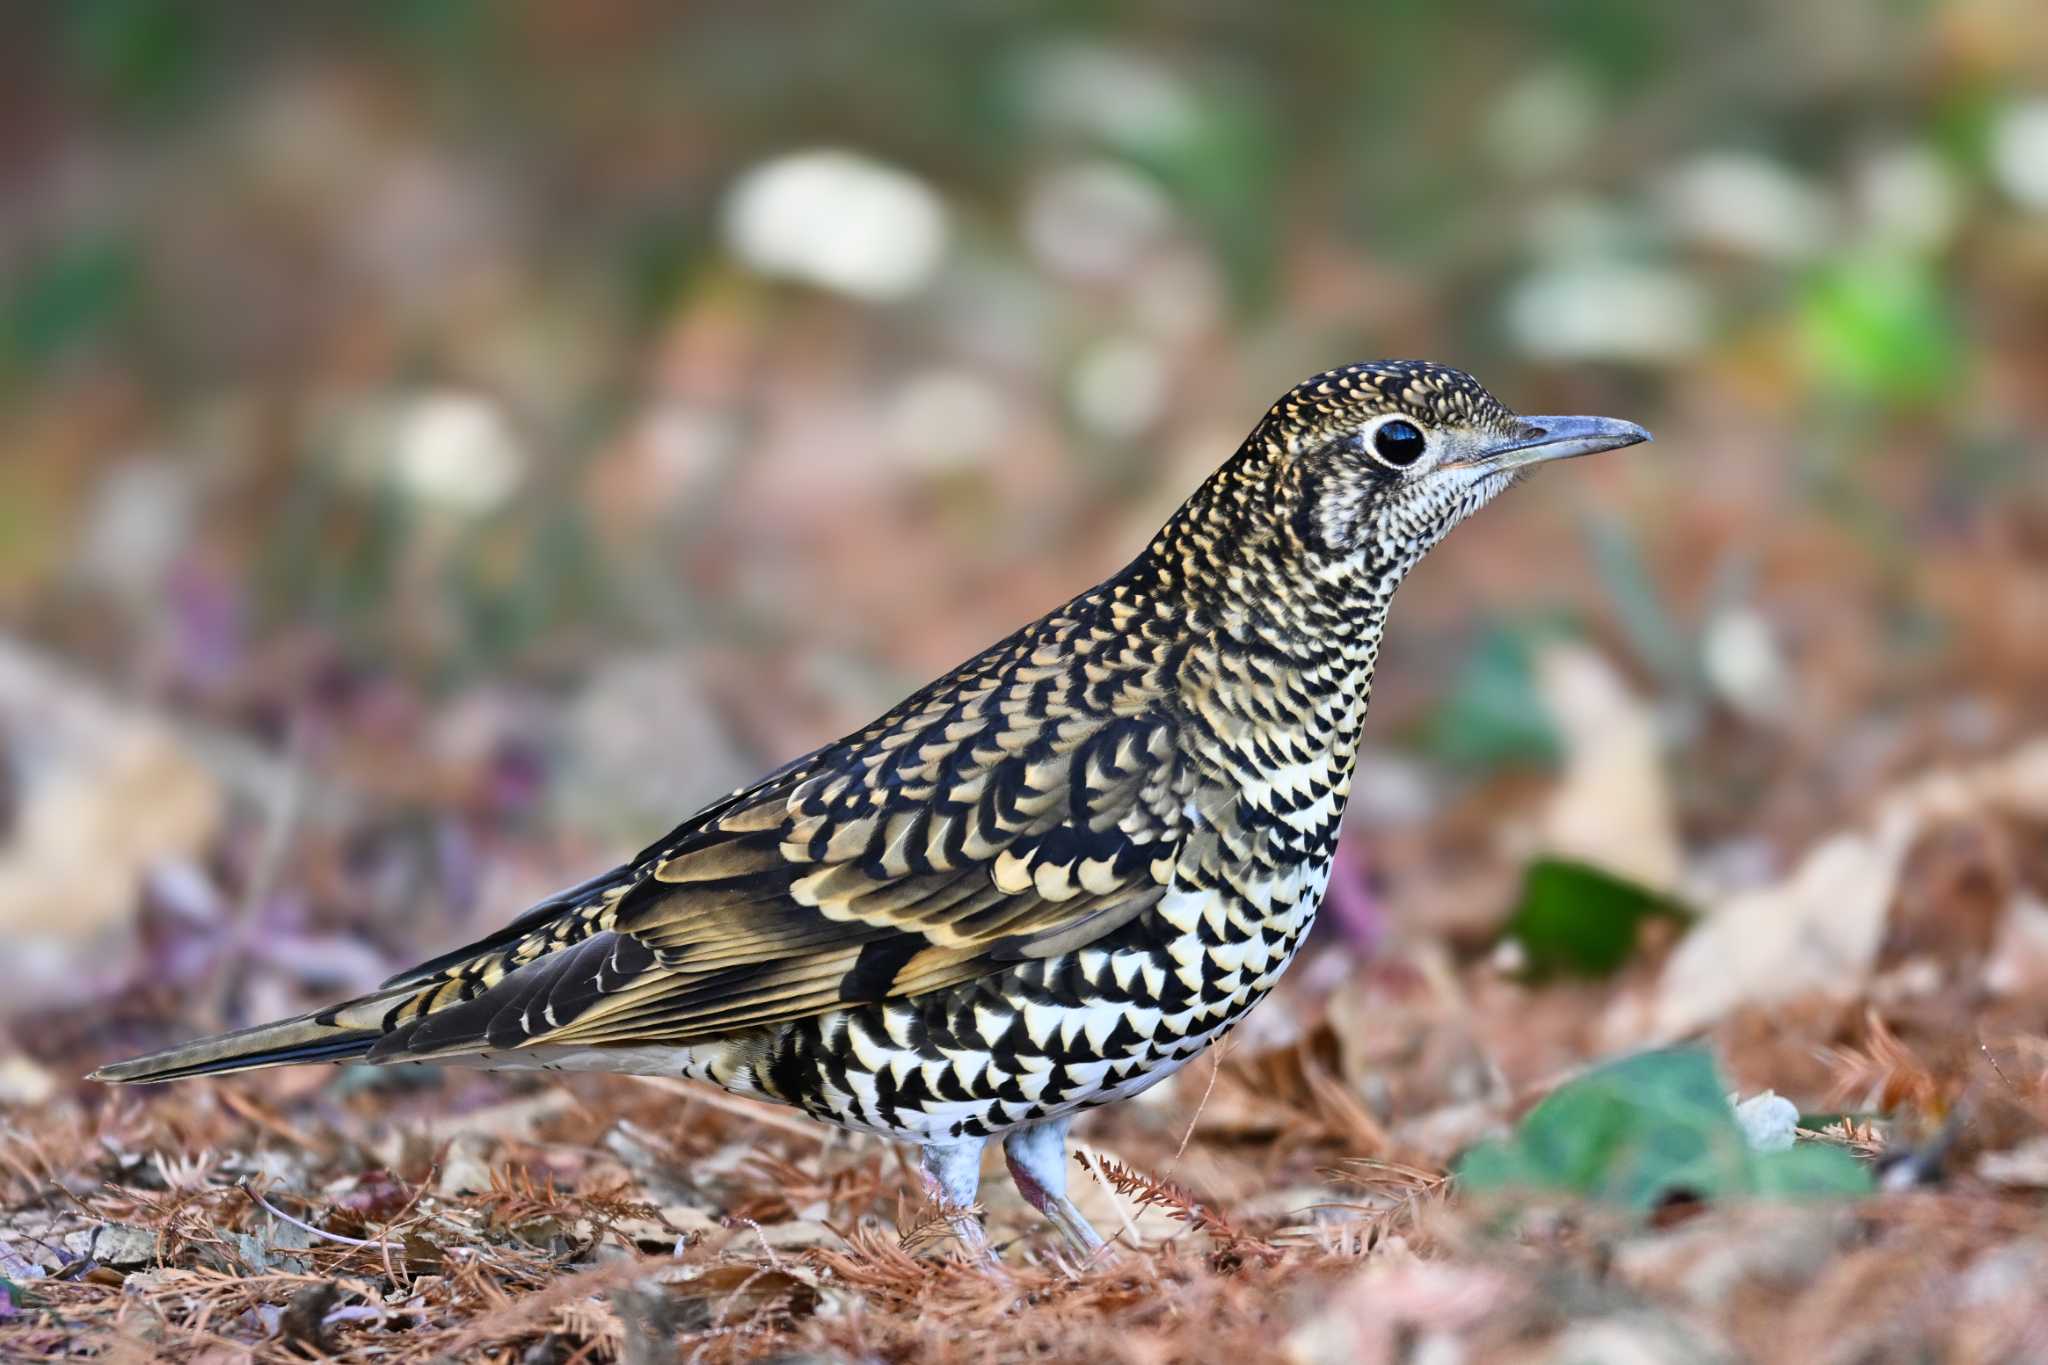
[{"left": 1361, "top": 414, "right": 1430, "bottom": 469}]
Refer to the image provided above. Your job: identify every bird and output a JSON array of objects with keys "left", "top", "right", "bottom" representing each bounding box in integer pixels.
[{"left": 93, "top": 360, "right": 1649, "bottom": 1260}]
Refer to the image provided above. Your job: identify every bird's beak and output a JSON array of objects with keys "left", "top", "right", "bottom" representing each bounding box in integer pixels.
[{"left": 1459, "top": 414, "right": 1653, "bottom": 472}]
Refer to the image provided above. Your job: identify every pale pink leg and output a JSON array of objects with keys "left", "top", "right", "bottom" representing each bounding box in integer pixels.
[
  {"left": 1003, "top": 1117, "right": 1105, "bottom": 1255},
  {"left": 918, "top": 1138, "right": 999, "bottom": 1266}
]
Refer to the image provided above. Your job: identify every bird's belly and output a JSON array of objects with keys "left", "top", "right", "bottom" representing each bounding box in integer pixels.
[{"left": 738, "top": 870, "right": 1326, "bottom": 1143}]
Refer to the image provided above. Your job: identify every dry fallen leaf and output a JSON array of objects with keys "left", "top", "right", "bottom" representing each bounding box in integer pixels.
[
  {"left": 0, "top": 640, "right": 222, "bottom": 977},
  {"left": 1648, "top": 807, "right": 1910, "bottom": 1039},
  {"left": 1283, "top": 1255, "right": 1518, "bottom": 1365},
  {"left": 1534, "top": 643, "right": 1684, "bottom": 895},
  {"left": 1977, "top": 1138, "right": 2048, "bottom": 1189},
  {"left": 1984, "top": 893, "right": 2048, "bottom": 997},
  {"left": 1646, "top": 737, "right": 2048, "bottom": 1040}
]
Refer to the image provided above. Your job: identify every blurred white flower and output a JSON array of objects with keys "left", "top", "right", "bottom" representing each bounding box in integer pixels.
[
  {"left": 1659, "top": 152, "right": 1834, "bottom": 262},
  {"left": 1485, "top": 64, "right": 1601, "bottom": 175},
  {"left": 1506, "top": 262, "right": 1708, "bottom": 363},
  {"left": 76, "top": 457, "right": 197, "bottom": 600},
  {"left": 1023, "top": 160, "right": 1174, "bottom": 281},
  {"left": 722, "top": 150, "right": 949, "bottom": 301},
  {"left": 1854, "top": 142, "right": 1962, "bottom": 251},
  {"left": 390, "top": 392, "right": 526, "bottom": 515},
  {"left": 882, "top": 368, "right": 1010, "bottom": 473},
  {"left": 1012, "top": 43, "right": 1199, "bottom": 154},
  {"left": 1069, "top": 337, "right": 1167, "bottom": 441},
  {"left": 1990, "top": 99, "right": 2048, "bottom": 211}
]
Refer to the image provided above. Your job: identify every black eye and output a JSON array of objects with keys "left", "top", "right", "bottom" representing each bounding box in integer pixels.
[{"left": 1371, "top": 419, "right": 1427, "bottom": 468}]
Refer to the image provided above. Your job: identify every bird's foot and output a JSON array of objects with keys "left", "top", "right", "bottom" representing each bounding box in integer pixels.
[
  {"left": 939, "top": 1205, "right": 1004, "bottom": 1271},
  {"left": 1003, "top": 1118, "right": 1110, "bottom": 1261},
  {"left": 916, "top": 1137, "right": 1004, "bottom": 1270}
]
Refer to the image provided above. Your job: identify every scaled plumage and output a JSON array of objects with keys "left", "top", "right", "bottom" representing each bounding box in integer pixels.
[{"left": 94, "top": 361, "right": 1649, "bottom": 1258}]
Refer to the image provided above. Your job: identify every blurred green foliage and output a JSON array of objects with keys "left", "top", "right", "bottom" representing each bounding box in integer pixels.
[
  {"left": 2, "top": 0, "right": 2045, "bottom": 740},
  {"left": 1420, "top": 621, "right": 1569, "bottom": 769},
  {"left": 1800, "top": 253, "right": 1966, "bottom": 406},
  {"left": 13, "top": 2, "right": 2034, "bottom": 370},
  {"left": 61, "top": 0, "right": 211, "bottom": 111},
  {"left": 3, "top": 237, "right": 140, "bottom": 376}
]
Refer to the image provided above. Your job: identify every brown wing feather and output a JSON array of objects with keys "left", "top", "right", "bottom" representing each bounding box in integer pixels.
[{"left": 363, "top": 589, "right": 1189, "bottom": 1063}]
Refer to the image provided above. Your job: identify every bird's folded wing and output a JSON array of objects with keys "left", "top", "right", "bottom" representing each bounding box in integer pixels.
[{"left": 366, "top": 672, "right": 1186, "bottom": 1061}]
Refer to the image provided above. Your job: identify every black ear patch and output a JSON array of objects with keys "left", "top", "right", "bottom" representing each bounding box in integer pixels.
[{"left": 1288, "top": 456, "right": 1338, "bottom": 555}]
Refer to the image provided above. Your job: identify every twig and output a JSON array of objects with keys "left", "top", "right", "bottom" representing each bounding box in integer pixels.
[
  {"left": 1980, "top": 1040, "right": 2022, "bottom": 1098},
  {"left": 1172, "top": 1046, "right": 1226, "bottom": 1168},
  {"left": 375, "top": 1164, "right": 436, "bottom": 1292},
  {"left": 724, "top": 1217, "right": 783, "bottom": 1272},
  {"left": 239, "top": 1181, "right": 395, "bottom": 1251},
  {"left": 1073, "top": 1149, "right": 1145, "bottom": 1250}
]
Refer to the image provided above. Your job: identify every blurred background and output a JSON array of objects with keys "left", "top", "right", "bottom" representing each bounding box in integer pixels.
[
  {"left": 14, "top": 5, "right": 2048, "bottom": 1357},
  {"left": 4, "top": 0, "right": 2048, "bottom": 1107}
]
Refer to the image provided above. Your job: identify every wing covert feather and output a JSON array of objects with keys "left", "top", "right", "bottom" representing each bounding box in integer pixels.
[{"left": 367, "top": 599, "right": 1191, "bottom": 1060}]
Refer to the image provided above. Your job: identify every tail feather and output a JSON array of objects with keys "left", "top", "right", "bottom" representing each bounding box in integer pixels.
[{"left": 89, "top": 993, "right": 408, "bottom": 1084}]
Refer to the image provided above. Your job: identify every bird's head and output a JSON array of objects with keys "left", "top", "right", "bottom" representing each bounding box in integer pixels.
[{"left": 1247, "top": 360, "right": 1651, "bottom": 570}]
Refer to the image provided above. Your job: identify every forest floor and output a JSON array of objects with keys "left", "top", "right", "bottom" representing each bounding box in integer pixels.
[{"left": 9, "top": 727, "right": 2048, "bottom": 1365}]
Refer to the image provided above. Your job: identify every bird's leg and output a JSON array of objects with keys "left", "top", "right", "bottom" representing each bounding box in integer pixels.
[
  {"left": 1003, "top": 1117, "right": 1106, "bottom": 1256},
  {"left": 916, "top": 1138, "right": 996, "bottom": 1264}
]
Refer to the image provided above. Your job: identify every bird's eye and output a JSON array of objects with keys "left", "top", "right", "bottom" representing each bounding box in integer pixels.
[{"left": 1370, "top": 419, "right": 1427, "bottom": 468}]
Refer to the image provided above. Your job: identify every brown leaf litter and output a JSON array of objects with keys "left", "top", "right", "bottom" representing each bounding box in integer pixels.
[{"left": 9, "top": 741, "right": 2048, "bottom": 1360}]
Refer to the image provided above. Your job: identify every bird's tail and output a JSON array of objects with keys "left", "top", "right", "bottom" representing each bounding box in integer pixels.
[{"left": 88, "top": 991, "right": 409, "bottom": 1084}]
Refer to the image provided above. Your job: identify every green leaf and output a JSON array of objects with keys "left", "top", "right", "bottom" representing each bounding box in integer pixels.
[
  {"left": 1419, "top": 621, "right": 1570, "bottom": 770},
  {"left": 1749, "top": 1143, "right": 1874, "bottom": 1198},
  {"left": 1505, "top": 858, "right": 1689, "bottom": 979},
  {"left": 1456, "top": 1048, "right": 1873, "bottom": 1215}
]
